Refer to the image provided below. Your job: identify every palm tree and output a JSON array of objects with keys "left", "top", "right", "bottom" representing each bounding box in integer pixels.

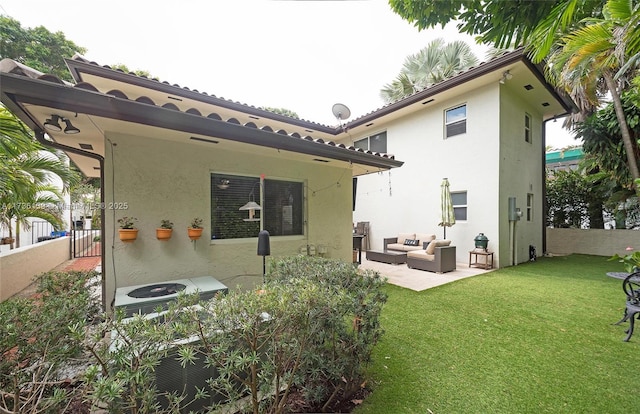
[
  {"left": 380, "top": 38, "right": 479, "bottom": 103},
  {"left": 542, "top": 0, "right": 640, "bottom": 188},
  {"left": 0, "top": 106, "right": 79, "bottom": 248}
]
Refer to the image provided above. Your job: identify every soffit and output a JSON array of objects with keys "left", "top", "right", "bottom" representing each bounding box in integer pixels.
[{"left": 1, "top": 68, "right": 401, "bottom": 178}]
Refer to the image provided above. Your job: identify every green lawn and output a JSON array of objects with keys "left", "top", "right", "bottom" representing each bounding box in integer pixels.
[{"left": 356, "top": 254, "right": 636, "bottom": 414}]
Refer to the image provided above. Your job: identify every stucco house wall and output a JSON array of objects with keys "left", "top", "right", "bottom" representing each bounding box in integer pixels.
[
  {"left": 498, "top": 84, "right": 545, "bottom": 265},
  {"left": 354, "top": 83, "right": 505, "bottom": 265},
  {"left": 103, "top": 132, "right": 353, "bottom": 307}
]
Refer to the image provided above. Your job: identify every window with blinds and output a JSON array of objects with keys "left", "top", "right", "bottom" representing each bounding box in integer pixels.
[
  {"left": 211, "top": 173, "right": 304, "bottom": 239},
  {"left": 445, "top": 104, "right": 467, "bottom": 138},
  {"left": 354, "top": 131, "right": 387, "bottom": 153},
  {"left": 451, "top": 191, "right": 467, "bottom": 221}
]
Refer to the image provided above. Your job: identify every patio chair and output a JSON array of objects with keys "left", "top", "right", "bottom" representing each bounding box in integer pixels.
[
  {"left": 615, "top": 272, "right": 640, "bottom": 341},
  {"left": 356, "top": 221, "right": 370, "bottom": 251}
]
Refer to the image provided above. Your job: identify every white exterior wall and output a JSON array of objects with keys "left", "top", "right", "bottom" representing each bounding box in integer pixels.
[
  {"left": 498, "top": 85, "right": 545, "bottom": 266},
  {"left": 354, "top": 84, "right": 503, "bottom": 265},
  {"left": 102, "top": 133, "right": 353, "bottom": 308}
]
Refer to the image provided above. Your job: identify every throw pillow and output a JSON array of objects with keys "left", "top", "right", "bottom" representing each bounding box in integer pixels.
[
  {"left": 403, "top": 239, "right": 420, "bottom": 246},
  {"left": 403, "top": 239, "right": 413, "bottom": 246}
]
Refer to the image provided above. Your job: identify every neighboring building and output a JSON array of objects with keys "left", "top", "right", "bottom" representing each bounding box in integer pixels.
[
  {"left": 0, "top": 57, "right": 402, "bottom": 308},
  {"left": 545, "top": 147, "right": 583, "bottom": 172},
  {"left": 332, "top": 49, "right": 575, "bottom": 267}
]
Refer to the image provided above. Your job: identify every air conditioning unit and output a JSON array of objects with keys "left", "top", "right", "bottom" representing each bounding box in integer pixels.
[
  {"left": 111, "top": 308, "right": 250, "bottom": 413},
  {"left": 114, "top": 276, "right": 228, "bottom": 317}
]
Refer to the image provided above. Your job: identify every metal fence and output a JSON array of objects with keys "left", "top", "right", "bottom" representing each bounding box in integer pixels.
[{"left": 72, "top": 229, "right": 101, "bottom": 258}]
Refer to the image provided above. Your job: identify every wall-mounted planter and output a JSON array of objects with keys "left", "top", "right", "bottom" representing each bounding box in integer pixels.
[
  {"left": 188, "top": 228, "right": 203, "bottom": 240},
  {"left": 156, "top": 228, "right": 173, "bottom": 241},
  {"left": 119, "top": 229, "right": 139, "bottom": 243}
]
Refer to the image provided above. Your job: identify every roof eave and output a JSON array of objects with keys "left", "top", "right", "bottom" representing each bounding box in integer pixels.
[
  {"left": 65, "top": 56, "right": 340, "bottom": 134},
  {"left": 344, "top": 48, "right": 577, "bottom": 129},
  {"left": 0, "top": 72, "right": 402, "bottom": 172}
]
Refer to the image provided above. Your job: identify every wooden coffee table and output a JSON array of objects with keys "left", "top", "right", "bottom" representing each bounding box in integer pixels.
[{"left": 366, "top": 250, "right": 407, "bottom": 265}]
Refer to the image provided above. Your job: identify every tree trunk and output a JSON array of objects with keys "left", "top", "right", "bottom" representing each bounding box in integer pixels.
[
  {"left": 8, "top": 225, "right": 14, "bottom": 250},
  {"left": 588, "top": 200, "right": 605, "bottom": 229},
  {"left": 603, "top": 72, "right": 640, "bottom": 187},
  {"left": 15, "top": 221, "right": 20, "bottom": 249}
]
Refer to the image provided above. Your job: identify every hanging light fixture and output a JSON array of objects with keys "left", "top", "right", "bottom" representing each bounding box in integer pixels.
[
  {"left": 239, "top": 181, "right": 262, "bottom": 221},
  {"left": 63, "top": 118, "right": 80, "bottom": 134},
  {"left": 43, "top": 114, "right": 81, "bottom": 134},
  {"left": 44, "top": 115, "right": 62, "bottom": 132}
]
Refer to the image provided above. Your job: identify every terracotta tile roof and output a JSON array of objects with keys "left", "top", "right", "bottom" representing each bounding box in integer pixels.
[{"left": 0, "top": 58, "right": 402, "bottom": 173}]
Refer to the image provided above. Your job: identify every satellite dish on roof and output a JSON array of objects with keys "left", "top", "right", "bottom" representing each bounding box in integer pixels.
[{"left": 332, "top": 103, "right": 351, "bottom": 121}]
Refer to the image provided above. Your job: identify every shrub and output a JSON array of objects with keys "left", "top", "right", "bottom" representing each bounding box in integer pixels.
[
  {"left": 83, "top": 256, "right": 387, "bottom": 414},
  {"left": 0, "top": 270, "right": 101, "bottom": 413},
  {"left": 267, "top": 255, "right": 388, "bottom": 411}
]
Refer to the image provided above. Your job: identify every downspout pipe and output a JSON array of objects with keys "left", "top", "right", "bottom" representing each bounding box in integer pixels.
[{"left": 35, "top": 130, "right": 106, "bottom": 310}]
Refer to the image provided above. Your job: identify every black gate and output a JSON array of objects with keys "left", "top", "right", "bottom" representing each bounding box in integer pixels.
[{"left": 72, "top": 229, "right": 101, "bottom": 258}]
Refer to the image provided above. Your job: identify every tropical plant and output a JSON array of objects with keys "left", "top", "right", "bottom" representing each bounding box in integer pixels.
[
  {"left": 380, "top": 38, "right": 479, "bottom": 103},
  {"left": 0, "top": 106, "right": 79, "bottom": 248},
  {"left": 190, "top": 217, "right": 203, "bottom": 228},
  {"left": 388, "top": 0, "right": 601, "bottom": 50},
  {"left": 159, "top": 219, "right": 173, "bottom": 229},
  {"left": 542, "top": 0, "right": 640, "bottom": 187},
  {"left": 117, "top": 216, "right": 137, "bottom": 229},
  {"left": 70, "top": 180, "right": 100, "bottom": 226},
  {"left": 609, "top": 246, "right": 640, "bottom": 272},
  {"left": 575, "top": 90, "right": 640, "bottom": 192},
  {"left": 0, "top": 184, "right": 65, "bottom": 248}
]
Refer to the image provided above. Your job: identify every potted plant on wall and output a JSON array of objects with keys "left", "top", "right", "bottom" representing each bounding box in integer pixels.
[
  {"left": 188, "top": 217, "right": 203, "bottom": 240},
  {"left": 156, "top": 219, "right": 173, "bottom": 241},
  {"left": 118, "top": 216, "right": 138, "bottom": 242}
]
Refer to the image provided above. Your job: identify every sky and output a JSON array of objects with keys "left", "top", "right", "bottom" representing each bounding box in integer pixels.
[{"left": 0, "top": 0, "right": 578, "bottom": 149}]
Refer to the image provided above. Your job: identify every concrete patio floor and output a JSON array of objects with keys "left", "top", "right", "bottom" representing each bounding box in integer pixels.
[{"left": 358, "top": 258, "right": 493, "bottom": 291}]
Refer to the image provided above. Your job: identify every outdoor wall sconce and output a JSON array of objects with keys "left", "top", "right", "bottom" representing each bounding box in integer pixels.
[
  {"left": 240, "top": 181, "right": 262, "bottom": 222},
  {"left": 44, "top": 114, "right": 80, "bottom": 134},
  {"left": 216, "top": 179, "right": 230, "bottom": 190},
  {"left": 499, "top": 70, "right": 513, "bottom": 84}
]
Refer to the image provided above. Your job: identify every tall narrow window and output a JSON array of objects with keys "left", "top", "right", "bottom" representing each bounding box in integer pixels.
[
  {"left": 527, "top": 193, "right": 534, "bottom": 221},
  {"left": 451, "top": 191, "right": 467, "bottom": 221},
  {"left": 445, "top": 104, "right": 467, "bottom": 138},
  {"left": 525, "top": 113, "right": 532, "bottom": 143},
  {"left": 211, "top": 173, "right": 304, "bottom": 239}
]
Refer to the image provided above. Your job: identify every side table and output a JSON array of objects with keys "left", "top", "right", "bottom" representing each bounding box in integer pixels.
[{"left": 469, "top": 250, "right": 494, "bottom": 270}]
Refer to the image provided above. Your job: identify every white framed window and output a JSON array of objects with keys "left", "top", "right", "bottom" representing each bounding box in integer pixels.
[
  {"left": 211, "top": 173, "right": 304, "bottom": 239},
  {"left": 451, "top": 191, "right": 467, "bottom": 221},
  {"left": 525, "top": 113, "right": 532, "bottom": 143},
  {"left": 527, "top": 193, "right": 533, "bottom": 221},
  {"left": 354, "top": 131, "right": 387, "bottom": 153},
  {"left": 445, "top": 104, "right": 467, "bottom": 138}
]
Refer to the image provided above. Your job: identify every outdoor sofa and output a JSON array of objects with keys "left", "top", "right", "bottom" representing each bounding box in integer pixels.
[
  {"left": 406, "top": 240, "right": 456, "bottom": 273},
  {"left": 383, "top": 232, "right": 436, "bottom": 252},
  {"left": 383, "top": 233, "right": 456, "bottom": 273}
]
